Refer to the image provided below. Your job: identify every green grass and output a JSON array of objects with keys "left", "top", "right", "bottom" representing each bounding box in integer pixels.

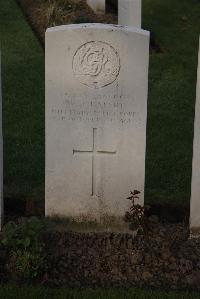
[
  {"left": 0, "top": 0, "right": 44, "bottom": 202},
  {"left": 143, "top": 0, "right": 200, "bottom": 208},
  {"left": 0, "top": 286, "right": 200, "bottom": 299},
  {"left": 0, "top": 0, "right": 200, "bottom": 209}
]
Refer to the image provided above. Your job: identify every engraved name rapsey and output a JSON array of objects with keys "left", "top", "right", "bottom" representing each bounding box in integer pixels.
[
  {"left": 72, "top": 41, "right": 120, "bottom": 89},
  {"left": 50, "top": 94, "right": 136, "bottom": 124}
]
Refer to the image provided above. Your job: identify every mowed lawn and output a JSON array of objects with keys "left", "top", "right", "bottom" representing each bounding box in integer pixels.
[
  {"left": 143, "top": 0, "right": 200, "bottom": 208},
  {"left": 0, "top": 286, "right": 200, "bottom": 299},
  {"left": 0, "top": 0, "right": 44, "bottom": 202},
  {"left": 0, "top": 0, "right": 200, "bottom": 209}
]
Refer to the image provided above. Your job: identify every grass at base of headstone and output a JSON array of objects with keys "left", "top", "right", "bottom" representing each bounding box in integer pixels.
[
  {"left": 0, "top": 286, "right": 199, "bottom": 299},
  {"left": 0, "top": 0, "right": 44, "bottom": 202}
]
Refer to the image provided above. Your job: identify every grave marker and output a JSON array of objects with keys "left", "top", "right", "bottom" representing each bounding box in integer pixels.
[
  {"left": 45, "top": 24, "right": 149, "bottom": 222},
  {"left": 190, "top": 37, "right": 200, "bottom": 235},
  {"left": 118, "top": 0, "right": 141, "bottom": 28}
]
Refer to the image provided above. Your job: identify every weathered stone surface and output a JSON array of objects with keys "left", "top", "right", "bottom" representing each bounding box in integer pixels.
[
  {"left": 118, "top": 0, "right": 141, "bottom": 28},
  {"left": 190, "top": 37, "right": 200, "bottom": 236},
  {"left": 87, "top": 0, "right": 105, "bottom": 13},
  {"left": 45, "top": 24, "right": 149, "bottom": 221}
]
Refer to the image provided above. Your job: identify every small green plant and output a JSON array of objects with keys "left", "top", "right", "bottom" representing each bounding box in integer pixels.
[
  {"left": 125, "top": 190, "right": 148, "bottom": 235},
  {"left": 11, "top": 249, "right": 45, "bottom": 279},
  {"left": 1, "top": 217, "right": 46, "bottom": 280}
]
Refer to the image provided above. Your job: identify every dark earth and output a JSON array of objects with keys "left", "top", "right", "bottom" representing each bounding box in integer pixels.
[
  {"left": 17, "top": 0, "right": 162, "bottom": 53},
  {"left": 1, "top": 216, "right": 200, "bottom": 291},
  {"left": 42, "top": 219, "right": 200, "bottom": 290},
  {"left": 17, "top": 0, "right": 117, "bottom": 46}
]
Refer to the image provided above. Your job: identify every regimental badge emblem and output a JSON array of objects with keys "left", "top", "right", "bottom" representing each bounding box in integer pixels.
[{"left": 72, "top": 41, "right": 120, "bottom": 89}]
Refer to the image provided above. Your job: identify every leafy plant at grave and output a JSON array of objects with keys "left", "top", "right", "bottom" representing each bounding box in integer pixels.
[
  {"left": 1, "top": 217, "right": 46, "bottom": 279},
  {"left": 124, "top": 190, "right": 148, "bottom": 235}
]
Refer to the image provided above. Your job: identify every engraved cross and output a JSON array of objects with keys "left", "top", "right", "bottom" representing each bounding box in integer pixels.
[{"left": 73, "top": 128, "right": 117, "bottom": 196}]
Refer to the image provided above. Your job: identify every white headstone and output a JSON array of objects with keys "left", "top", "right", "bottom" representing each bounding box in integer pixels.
[
  {"left": 45, "top": 24, "right": 149, "bottom": 222},
  {"left": 118, "top": 0, "right": 141, "bottom": 28},
  {"left": 87, "top": 0, "right": 105, "bottom": 13},
  {"left": 190, "top": 37, "right": 200, "bottom": 235},
  {"left": 0, "top": 52, "right": 3, "bottom": 230}
]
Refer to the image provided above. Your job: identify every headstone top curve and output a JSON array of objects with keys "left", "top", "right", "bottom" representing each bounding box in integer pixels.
[{"left": 46, "top": 23, "right": 149, "bottom": 37}]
